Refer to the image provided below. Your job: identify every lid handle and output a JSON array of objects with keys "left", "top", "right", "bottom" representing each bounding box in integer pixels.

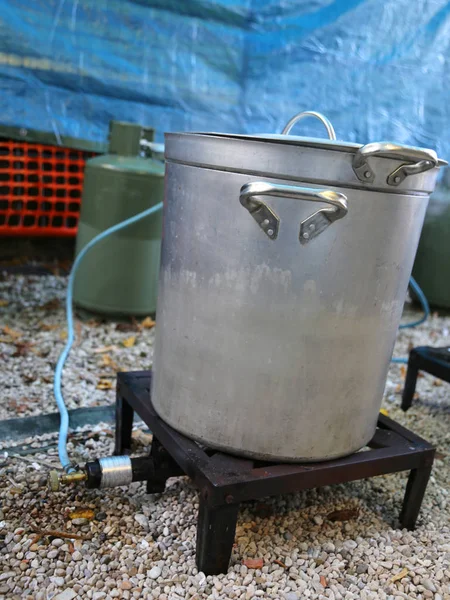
[
  {"left": 239, "top": 181, "right": 347, "bottom": 245},
  {"left": 352, "top": 142, "right": 439, "bottom": 185},
  {"left": 281, "top": 111, "right": 337, "bottom": 140}
]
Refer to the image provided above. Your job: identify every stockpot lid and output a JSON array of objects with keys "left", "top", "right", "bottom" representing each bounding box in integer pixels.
[{"left": 165, "top": 111, "right": 447, "bottom": 195}]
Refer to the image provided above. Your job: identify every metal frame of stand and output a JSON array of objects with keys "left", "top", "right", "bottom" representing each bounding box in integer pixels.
[
  {"left": 115, "top": 371, "right": 435, "bottom": 575},
  {"left": 402, "top": 346, "right": 450, "bottom": 411}
]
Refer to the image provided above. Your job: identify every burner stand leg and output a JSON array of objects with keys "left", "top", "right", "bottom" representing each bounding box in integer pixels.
[
  {"left": 196, "top": 498, "right": 240, "bottom": 575},
  {"left": 401, "top": 353, "right": 419, "bottom": 412},
  {"left": 146, "top": 437, "right": 183, "bottom": 493},
  {"left": 114, "top": 392, "right": 134, "bottom": 455},
  {"left": 400, "top": 465, "right": 433, "bottom": 530}
]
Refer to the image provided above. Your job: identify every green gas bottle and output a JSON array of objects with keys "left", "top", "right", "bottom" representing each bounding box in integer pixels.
[
  {"left": 73, "top": 121, "right": 164, "bottom": 315},
  {"left": 413, "top": 168, "right": 450, "bottom": 309}
]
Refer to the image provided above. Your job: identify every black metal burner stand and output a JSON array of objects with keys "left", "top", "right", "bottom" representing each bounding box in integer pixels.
[
  {"left": 402, "top": 346, "right": 450, "bottom": 411},
  {"left": 115, "top": 371, "right": 435, "bottom": 575}
]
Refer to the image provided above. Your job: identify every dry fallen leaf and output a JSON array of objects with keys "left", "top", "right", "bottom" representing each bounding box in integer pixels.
[
  {"left": 96, "top": 379, "right": 114, "bottom": 390},
  {"left": 400, "top": 365, "right": 406, "bottom": 379},
  {"left": 326, "top": 508, "right": 359, "bottom": 522},
  {"left": 432, "top": 378, "right": 443, "bottom": 387},
  {"left": 39, "top": 298, "right": 61, "bottom": 311},
  {"left": 122, "top": 336, "right": 136, "bottom": 348},
  {"left": 0, "top": 257, "right": 23, "bottom": 266},
  {"left": 116, "top": 322, "right": 138, "bottom": 333},
  {"left": 132, "top": 429, "right": 154, "bottom": 446},
  {"left": 320, "top": 575, "right": 327, "bottom": 588},
  {"left": 75, "top": 320, "right": 82, "bottom": 345},
  {"left": 141, "top": 316, "right": 156, "bottom": 329},
  {"left": 30, "top": 533, "right": 42, "bottom": 546},
  {"left": 87, "top": 319, "right": 101, "bottom": 327},
  {"left": 92, "top": 345, "right": 118, "bottom": 354},
  {"left": 394, "top": 384, "right": 402, "bottom": 394},
  {"left": 101, "top": 354, "right": 121, "bottom": 372},
  {"left": 22, "top": 373, "right": 37, "bottom": 383},
  {"left": 390, "top": 567, "right": 408, "bottom": 583},
  {"left": 3, "top": 325, "right": 21, "bottom": 340},
  {"left": 0, "top": 299, "right": 9, "bottom": 307},
  {"left": 273, "top": 559, "right": 287, "bottom": 569},
  {"left": 69, "top": 509, "right": 95, "bottom": 521},
  {"left": 379, "top": 408, "right": 389, "bottom": 417},
  {"left": 60, "top": 330, "right": 68, "bottom": 341},
  {"left": 243, "top": 558, "right": 264, "bottom": 569},
  {"left": 13, "top": 341, "right": 35, "bottom": 357},
  {"left": 39, "top": 323, "right": 59, "bottom": 331}
]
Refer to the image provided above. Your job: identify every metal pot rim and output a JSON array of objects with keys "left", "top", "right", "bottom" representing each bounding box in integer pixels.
[
  {"left": 165, "top": 132, "right": 446, "bottom": 193},
  {"left": 168, "top": 131, "right": 446, "bottom": 165}
]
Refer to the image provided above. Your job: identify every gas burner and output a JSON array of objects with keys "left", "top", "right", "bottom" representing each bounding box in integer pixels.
[{"left": 114, "top": 371, "right": 435, "bottom": 575}]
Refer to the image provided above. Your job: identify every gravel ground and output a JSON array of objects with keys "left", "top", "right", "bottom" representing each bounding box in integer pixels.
[
  {"left": 0, "top": 273, "right": 449, "bottom": 600},
  {"left": 0, "top": 273, "right": 155, "bottom": 421}
]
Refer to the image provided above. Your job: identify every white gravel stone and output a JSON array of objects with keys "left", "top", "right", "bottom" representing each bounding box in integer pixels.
[
  {"left": 134, "top": 513, "right": 148, "bottom": 528},
  {"left": 148, "top": 566, "right": 161, "bottom": 579},
  {"left": 342, "top": 540, "right": 358, "bottom": 551},
  {"left": 52, "top": 538, "right": 65, "bottom": 547},
  {"left": 53, "top": 590, "right": 77, "bottom": 600},
  {"left": 422, "top": 578, "right": 437, "bottom": 592},
  {"left": 71, "top": 517, "right": 89, "bottom": 525}
]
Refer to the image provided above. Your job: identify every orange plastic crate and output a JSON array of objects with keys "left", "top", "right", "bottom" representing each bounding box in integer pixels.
[{"left": 0, "top": 139, "right": 95, "bottom": 237}]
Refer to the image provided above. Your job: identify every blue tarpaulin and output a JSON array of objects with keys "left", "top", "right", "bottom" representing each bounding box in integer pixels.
[{"left": 0, "top": 0, "right": 449, "bottom": 156}]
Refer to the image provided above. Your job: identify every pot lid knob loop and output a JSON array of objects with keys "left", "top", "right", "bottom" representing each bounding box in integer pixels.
[{"left": 281, "top": 111, "right": 337, "bottom": 140}]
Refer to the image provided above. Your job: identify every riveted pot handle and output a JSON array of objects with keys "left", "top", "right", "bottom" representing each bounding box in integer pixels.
[
  {"left": 353, "top": 142, "right": 439, "bottom": 186},
  {"left": 239, "top": 182, "right": 348, "bottom": 245}
]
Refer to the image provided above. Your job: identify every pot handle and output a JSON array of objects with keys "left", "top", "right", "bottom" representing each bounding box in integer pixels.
[
  {"left": 352, "top": 142, "right": 439, "bottom": 185},
  {"left": 281, "top": 110, "right": 337, "bottom": 140},
  {"left": 239, "top": 181, "right": 348, "bottom": 245}
]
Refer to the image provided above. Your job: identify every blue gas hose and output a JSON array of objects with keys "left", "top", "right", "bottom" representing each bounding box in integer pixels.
[{"left": 55, "top": 202, "right": 163, "bottom": 472}]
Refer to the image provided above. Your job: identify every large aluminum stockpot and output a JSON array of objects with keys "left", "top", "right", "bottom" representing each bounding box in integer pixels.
[{"left": 152, "top": 112, "right": 446, "bottom": 462}]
